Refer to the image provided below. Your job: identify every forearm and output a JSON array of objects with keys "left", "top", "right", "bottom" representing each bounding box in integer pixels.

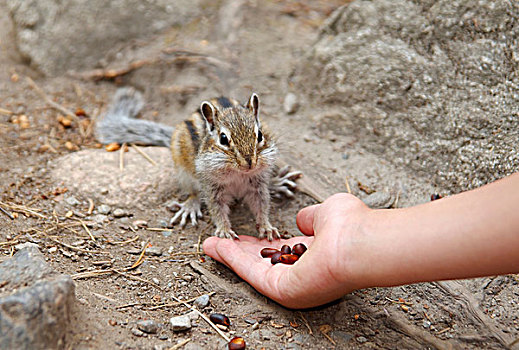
[{"left": 356, "top": 173, "right": 519, "bottom": 288}]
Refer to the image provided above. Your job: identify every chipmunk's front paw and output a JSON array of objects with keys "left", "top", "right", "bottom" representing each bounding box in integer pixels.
[
  {"left": 270, "top": 165, "right": 302, "bottom": 198},
  {"left": 214, "top": 227, "right": 239, "bottom": 240},
  {"left": 167, "top": 196, "right": 202, "bottom": 228},
  {"left": 257, "top": 224, "right": 280, "bottom": 241}
]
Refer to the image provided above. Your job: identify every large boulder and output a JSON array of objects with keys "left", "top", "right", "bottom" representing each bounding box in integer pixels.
[
  {"left": 6, "top": 0, "right": 205, "bottom": 76},
  {"left": 0, "top": 245, "right": 75, "bottom": 349},
  {"left": 50, "top": 147, "right": 176, "bottom": 208},
  {"left": 298, "top": 0, "right": 519, "bottom": 191}
]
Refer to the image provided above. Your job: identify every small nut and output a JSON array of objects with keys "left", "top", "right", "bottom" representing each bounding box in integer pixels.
[
  {"left": 75, "top": 108, "right": 86, "bottom": 117},
  {"left": 280, "top": 245, "right": 291, "bottom": 255},
  {"left": 209, "top": 313, "right": 231, "bottom": 327},
  {"left": 228, "top": 336, "right": 246, "bottom": 350},
  {"left": 105, "top": 142, "right": 121, "bottom": 152},
  {"left": 279, "top": 254, "right": 299, "bottom": 265},
  {"left": 260, "top": 248, "right": 279, "bottom": 258},
  {"left": 292, "top": 243, "right": 307, "bottom": 257},
  {"left": 57, "top": 115, "right": 73, "bottom": 128},
  {"left": 430, "top": 193, "right": 443, "bottom": 201},
  {"left": 270, "top": 251, "right": 283, "bottom": 265}
]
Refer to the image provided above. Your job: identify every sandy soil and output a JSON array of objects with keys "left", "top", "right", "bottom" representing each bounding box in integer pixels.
[{"left": 1, "top": 1, "right": 518, "bottom": 349}]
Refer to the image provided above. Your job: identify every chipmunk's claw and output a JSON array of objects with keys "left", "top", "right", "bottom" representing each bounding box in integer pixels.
[
  {"left": 167, "top": 197, "right": 202, "bottom": 228},
  {"left": 270, "top": 165, "right": 302, "bottom": 198},
  {"left": 214, "top": 228, "right": 239, "bottom": 240},
  {"left": 258, "top": 224, "right": 280, "bottom": 241}
]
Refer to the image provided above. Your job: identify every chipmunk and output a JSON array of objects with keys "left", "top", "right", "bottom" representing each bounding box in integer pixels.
[{"left": 96, "top": 88, "right": 300, "bottom": 240}]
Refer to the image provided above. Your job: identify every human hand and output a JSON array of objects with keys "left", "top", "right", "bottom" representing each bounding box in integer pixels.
[{"left": 202, "top": 193, "right": 371, "bottom": 308}]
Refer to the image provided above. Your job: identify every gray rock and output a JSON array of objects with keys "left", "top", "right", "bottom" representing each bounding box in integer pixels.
[
  {"left": 50, "top": 148, "right": 176, "bottom": 209},
  {"left": 193, "top": 294, "right": 210, "bottom": 309},
  {"left": 137, "top": 320, "right": 160, "bottom": 334},
  {"left": 91, "top": 214, "right": 109, "bottom": 225},
  {"left": 131, "top": 327, "right": 145, "bottom": 337},
  {"left": 362, "top": 191, "right": 395, "bottom": 209},
  {"left": 112, "top": 208, "right": 127, "bottom": 218},
  {"left": 6, "top": 0, "right": 205, "bottom": 76},
  {"left": 97, "top": 204, "right": 111, "bottom": 215},
  {"left": 145, "top": 247, "right": 163, "bottom": 257},
  {"left": 283, "top": 93, "right": 299, "bottom": 114},
  {"left": 170, "top": 315, "right": 192, "bottom": 331},
  {"left": 186, "top": 310, "right": 199, "bottom": 321},
  {"left": 64, "top": 194, "right": 81, "bottom": 206},
  {"left": 357, "top": 336, "right": 368, "bottom": 343},
  {"left": 331, "top": 330, "right": 353, "bottom": 344},
  {"left": 298, "top": 0, "right": 519, "bottom": 192},
  {"left": 0, "top": 245, "right": 75, "bottom": 350}
]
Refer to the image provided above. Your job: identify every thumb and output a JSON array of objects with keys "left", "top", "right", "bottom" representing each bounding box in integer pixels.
[{"left": 296, "top": 204, "right": 320, "bottom": 236}]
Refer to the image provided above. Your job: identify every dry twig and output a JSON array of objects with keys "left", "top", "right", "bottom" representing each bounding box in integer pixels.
[
  {"left": 0, "top": 206, "right": 14, "bottom": 220},
  {"left": 147, "top": 292, "right": 215, "bottom": 310},
  {"left": 298, "top": 312, "right": 313, "bottom": 335},
  {"left": 436, "top": 280, "right": 514, "bottom": 349},
  {"left": 168, "top": 338, "right": 191, "bottom": 350},
  {"left": 108, "top": 236, "right": 139, "bottom": 245},
  {"left": 0, "top": 107, "right": 13, "bottom": 116},
  {"left": 130, "top": 241, "right": 150, "bottom": 269},
  {"left": 119, "top": 143, "right": 126, "bottom": 171},
  {"left": 131, "top": 144, "right": 157, "bottom": 166},
  {"left": 0, "top": 201, "right": 46, "bottom": 219},
  {"left": 344, "top": 176, "right": 352, "bottom": 194},
  {"left": 87, "top": 198, "right": 95, "bottom": 215},
  {"left": 25, "top": 77, "right": 85, "bottom": 137}
]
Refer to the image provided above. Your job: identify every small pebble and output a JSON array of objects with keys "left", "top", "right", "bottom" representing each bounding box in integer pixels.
[
  {"left": 132, "top": 219, "right": 148, "bottom": 228},
  {"left": 152, "top": 278, "right": 160, "bottom": 285},
  {"left": 363, "top": 191, "right": 395, "bottom": 209},
  {"left": 15, "top": 242, "right": 40, "bottom": 251},
  {"left": 357, "top": 336, "right": 368, "bottom": 343},
  {"left": 186, "top": 310, "right": 199, "bottom": 321},
  {"left": 113, "top": 208, "right": 128, "bottom": 218},
  {"left": 97, "top": 204, "right": 111, "bottom": 215},
  {"left": 137, "top": 320, "right": 160, "bottom": 334},
  {"left": 92, "top": 214, "right": 108, "bottom": 224},
  {"left": 145, "top": 247, "right": 163, "bottom": 256},
  {"left": 131, "top": 327, "right": 145, "bottom": 337},
  {"left": 194, "top": 294, "right": 210, "bottom": 309},
  {"left": 170, "top": 315, "right": 192, "bottom": 331},
  {"left": 283, "top": 93, "right": 299, "bottom": 114},
  {"left": 65, "top": 195, "right": 81, "bottom": 206}
]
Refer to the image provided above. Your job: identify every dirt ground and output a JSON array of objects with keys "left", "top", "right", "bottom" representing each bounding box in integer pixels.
[{"left": 1, "top": 1, "right": 519, "bottom": 349}]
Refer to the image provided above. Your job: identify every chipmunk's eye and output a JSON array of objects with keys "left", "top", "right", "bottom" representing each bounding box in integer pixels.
[
  {"left": 257, "top": 130, "right": 263, "bottom": 143},
  {"left": 219, "top": 132, "right": 229, "bottom": 146}
]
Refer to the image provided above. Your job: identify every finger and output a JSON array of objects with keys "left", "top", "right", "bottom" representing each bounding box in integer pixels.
[
  {"left": 203, "top": 237, "right": 230, "bottom": 267},
  {"left": 211, "top": 238, "right": 273, "bottom": 289},
  {"left": 296, "top": 204, "right": 320, "bottom": 236}
]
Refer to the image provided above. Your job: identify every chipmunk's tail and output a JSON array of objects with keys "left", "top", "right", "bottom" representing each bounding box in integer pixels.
[{"left": 96, "top": 87, "right": 173, "bottom": 147}]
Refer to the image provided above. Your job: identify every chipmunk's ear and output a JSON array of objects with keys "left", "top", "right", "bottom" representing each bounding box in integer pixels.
[
  {"left": 200, "top": 101, "right": 217, "bottom": 131},
  {"left": 247, "top": 93, "right": 260, "bottom": 123}
]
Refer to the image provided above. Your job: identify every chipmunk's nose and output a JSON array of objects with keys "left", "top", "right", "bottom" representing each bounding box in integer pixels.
[{"left": 244, "top": 156, "right": 256, "bottom": 169}]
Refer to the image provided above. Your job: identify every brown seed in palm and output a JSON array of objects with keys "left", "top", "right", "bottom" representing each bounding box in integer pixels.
[
  {"left": 280, "top": 245, "right": 291, "bottom": 255},
  {"left": 228, "top": 336, "right": 246, "bottom": 350},
  {"left": 279, "top": 254, "right": 299, "bottom": 265},
  {"left": 292, "top": 243, "right": 307, "bottom": 256},
  {"left": 271, "top": 251, "right": 283, "bottom": 264},
  {"left": 209, "top": 313, "right": 231, "bottom": 327},
  {"left": 260, "top": 248, "right": 279, "bottom": 258}
]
